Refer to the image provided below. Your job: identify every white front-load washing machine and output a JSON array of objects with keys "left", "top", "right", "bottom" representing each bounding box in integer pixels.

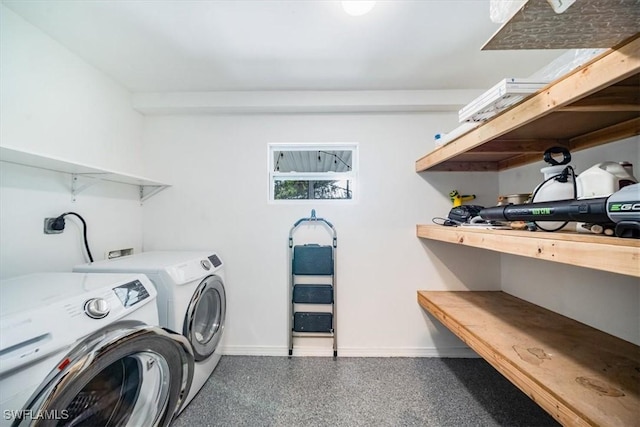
[
  {"left": 74, "top": 251, "right": 226, "bottom": 412},
  {"left": 0, "top": 272, "right": 194, "bottom": 427}
]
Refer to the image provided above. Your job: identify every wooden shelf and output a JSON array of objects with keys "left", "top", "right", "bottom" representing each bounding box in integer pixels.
[
  {"left": 417, "top": 291, "right": 640, "bottom": 427},
  {"left": 0, "top": 145, "right": 170, "bottom": 202},
  {"left": 415, "top": 35, "right": 640, "bottom": 172},
  {"left": 417, "top": 225, "right": 640, "bottom": 278}
]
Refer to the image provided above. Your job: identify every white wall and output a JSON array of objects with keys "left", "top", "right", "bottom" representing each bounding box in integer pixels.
[
  {"left": 0, "top": 6, "right": 145, "bottom": 277},
  {"left": 0, "top": 163, "right": 143, "bottom": 278},
  {"left": 1, "top": 6, "right": 144, "bottom": 171},
  {"left": 141, "top": 113, "right": 500, "bottom": 356},
  {"left": 498, "top": 137, "right": 640, "bottom": 345}
]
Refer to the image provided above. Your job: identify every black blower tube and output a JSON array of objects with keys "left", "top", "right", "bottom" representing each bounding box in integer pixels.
[{"left": 479, "top": 197, "right": 610, "bottom": 223}]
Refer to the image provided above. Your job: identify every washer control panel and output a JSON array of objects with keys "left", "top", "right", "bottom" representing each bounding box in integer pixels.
[
  {"left": 112, "top": 279, "right": 150, "bottom": 308},
  {"left": 166, "top": 253, "right": 223, "bottom": 284},
  {"left": 208, "top": 254, "right": 223, "bottom": 268},
  {"left": 83, "top": 279, "right": 150, "bottom": 318},
  {"left": 0, "top": 273, "right": 157, "bottom": 374}
]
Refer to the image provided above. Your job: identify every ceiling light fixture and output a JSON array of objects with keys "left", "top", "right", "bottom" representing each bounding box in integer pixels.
[{"left": 341, "top": 1, "right": 376, "bottom": 17}]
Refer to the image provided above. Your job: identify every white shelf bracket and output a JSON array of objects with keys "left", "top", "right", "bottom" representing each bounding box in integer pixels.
[
  {"left": 140, "top": 185, "right": 168, "bottom": 204},
  {"left": 71, "top": 173, "right": 105, "bottom": 202}
]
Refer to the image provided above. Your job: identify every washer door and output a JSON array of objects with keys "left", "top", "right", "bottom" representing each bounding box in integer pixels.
[
  {"left": 183, "top": 275, "right": 226, "bottom": 361},
  {"left": 15, "top": 322, "right": 194, "bottom": 427}
]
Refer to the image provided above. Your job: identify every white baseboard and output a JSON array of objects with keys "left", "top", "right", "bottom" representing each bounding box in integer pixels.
[
  {"left": 221, "top": 345, "right": 287, "bottom": 356},
  {"left": 220, "top": 345, "right": 478, "bottom": 358},
  {"left": 338, "top": 347, "right": 479, "bottom": 358}
]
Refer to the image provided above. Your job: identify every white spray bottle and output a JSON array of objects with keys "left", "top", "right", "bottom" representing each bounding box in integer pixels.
[{"left": 531, "top": 147, "right": 576, "bottom": 232}]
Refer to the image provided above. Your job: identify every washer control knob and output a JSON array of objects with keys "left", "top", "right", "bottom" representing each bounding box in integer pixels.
[
  {"left": 201, "top": 259, "right": 212, "bottom": 270},
  {"left": 84, "top": 298, "right": 110, "bottom": 319}
]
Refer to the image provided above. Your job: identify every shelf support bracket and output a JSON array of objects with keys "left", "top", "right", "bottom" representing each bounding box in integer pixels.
[
  {"left": 140, "top": 185, "right": 168, "bottom": 204},
  {"left": 71, "top": 173, "right": 105, "bottom": 202}
]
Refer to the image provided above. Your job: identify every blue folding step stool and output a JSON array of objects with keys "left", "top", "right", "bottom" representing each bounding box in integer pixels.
[{"left": 288, "top": 210, "right": 337, "bottom": 358}]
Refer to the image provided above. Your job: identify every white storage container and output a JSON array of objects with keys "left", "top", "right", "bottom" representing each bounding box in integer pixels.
[{"left": 532, "top": 165, "right": 576, "bottom": 231}]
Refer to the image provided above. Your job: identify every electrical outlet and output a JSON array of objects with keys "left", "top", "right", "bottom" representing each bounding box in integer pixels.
[
  {"left": 106, "top": 248, "right": 134, "bottom": 259},
  {"left": 44, "top": 218, "right": 63, "bottom": 234}
]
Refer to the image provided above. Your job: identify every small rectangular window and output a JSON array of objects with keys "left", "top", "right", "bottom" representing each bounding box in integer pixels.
[{"left": 268, "top": 143, "right": 358, "bottom": 202}]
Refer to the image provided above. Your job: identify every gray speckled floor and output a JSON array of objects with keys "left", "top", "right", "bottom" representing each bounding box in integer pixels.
[{"left": 172, "top": 356, "right": 559, "bottom": 427}]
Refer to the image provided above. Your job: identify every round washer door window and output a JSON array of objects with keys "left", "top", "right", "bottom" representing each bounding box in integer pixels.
[
  {"left": 16, "top": 324, "right": 193, "bottom": 427},
  {"left": 184, "top": 275, "right": 226, "bottom": 361},
  {"left": 62, "top": 350, "right": 169, "bottom": 426}
]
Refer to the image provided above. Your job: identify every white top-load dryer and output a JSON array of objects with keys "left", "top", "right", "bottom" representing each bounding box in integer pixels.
[
  {"left": 0, "top": 272, "right": 194, "bottom": 427},
  {"left": 74, "top": 251, "right": 226, "bottom": 412}
]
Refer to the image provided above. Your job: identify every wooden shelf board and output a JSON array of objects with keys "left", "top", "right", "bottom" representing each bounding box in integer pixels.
[
  {"left": 492, "top": 110, "right": 639, "bottom": 141},
  {"left": 416, "top": 225, "right": 640, "bottom": 278},
  {"left": 468, "top": 139, "right": 567, "bottom": 154},
  {"left": 416, "top": 37, "right": 640, "bottom": 173},
  {"left": 427, "top": 114, "right": 639, "bottom": 171},
  {"left": 568, "top": 117, "right": 640, "bottom": 152},
  {"left": 417, "top": 291, "right": 640, "bottom": 426}
]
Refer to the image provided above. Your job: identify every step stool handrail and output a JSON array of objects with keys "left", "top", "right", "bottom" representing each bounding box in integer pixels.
[{"left": 289, "top": 209, "right": 337, "bottom": 248}]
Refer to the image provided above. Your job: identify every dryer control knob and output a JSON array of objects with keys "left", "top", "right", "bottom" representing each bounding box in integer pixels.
[
  {"left": 84, "top": 298, "right": 110, "bottom": 319},
  {"left": 201, "top": 260, "right": 212, "bottom": 270}
]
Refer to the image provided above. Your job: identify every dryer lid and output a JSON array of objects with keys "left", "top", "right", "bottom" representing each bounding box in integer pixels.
[{"left": 74, "top": 251, "right": 224, "bottom": 285}]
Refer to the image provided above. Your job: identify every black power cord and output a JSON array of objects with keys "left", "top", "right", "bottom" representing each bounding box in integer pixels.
[{"left": 51, "top": 212, "right": 94, "bottom": 262}]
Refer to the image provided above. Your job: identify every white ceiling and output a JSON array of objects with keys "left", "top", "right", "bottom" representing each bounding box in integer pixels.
[{"left": 2, "top": 0, "right": 565, "bottom": 93}]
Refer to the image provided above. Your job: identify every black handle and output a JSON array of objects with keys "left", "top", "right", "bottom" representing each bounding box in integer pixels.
[{"left": 543, "top": 146, "right": 571, "bottom": 166}]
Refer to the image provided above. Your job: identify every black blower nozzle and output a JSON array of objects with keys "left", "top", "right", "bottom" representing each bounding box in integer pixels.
[{"left": 479, "top": 197, "right": 610, "bottom": 224}]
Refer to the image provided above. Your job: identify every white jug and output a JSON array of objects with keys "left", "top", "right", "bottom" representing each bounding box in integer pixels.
[
  {"left": 532, "top": 165, "right": 576, "bottom": 231},
  {"left": 576, "top": 162, "right": 637, "bottom": 199}
]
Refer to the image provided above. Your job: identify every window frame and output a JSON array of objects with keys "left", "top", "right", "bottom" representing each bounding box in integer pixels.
[{"left": 267, "top": 142, "right": 359, "bottom": 204}]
